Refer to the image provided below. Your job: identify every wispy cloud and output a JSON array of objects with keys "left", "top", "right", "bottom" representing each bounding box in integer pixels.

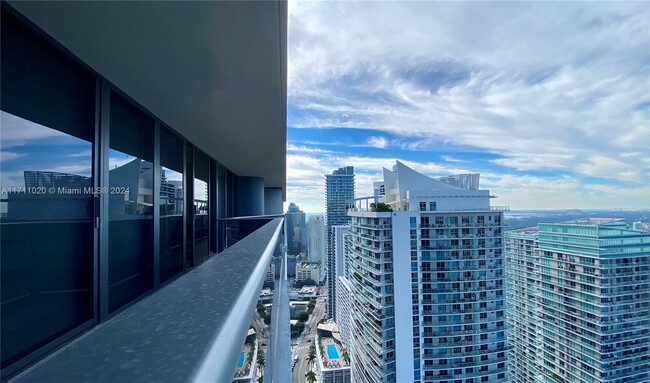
[
  {"left": 365, "top": 136, "right": 388, "bottom": 149},
  {"left": 442, "top": 155, "right": 464, "bottom": 163},
  {"left": 287, "top": 1, "right": 650, "bottom": 210},
  {"left": 287, "top": 144, "right": 333, "bottom": 154},
  {"left": 0, "top": 151, "right": 25, "bottom": 162}
]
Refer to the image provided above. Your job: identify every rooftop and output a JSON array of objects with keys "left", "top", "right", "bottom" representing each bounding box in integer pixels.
[
  {"left": 316, "top": 334, "right": 350, "bottom": 371},
  {"left": 558, "top": 218, "right": 626, "bottom": 226}
]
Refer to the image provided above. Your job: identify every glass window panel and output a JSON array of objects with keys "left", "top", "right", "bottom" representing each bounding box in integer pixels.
[
  {"left": 160, "top": 127, "right": 184, "bottom": 216},
  {"left": 159, "top": 127, "right": 183, "bottom": 283},
  {"left": 0, "top": 11, "right": 95, "bottom": 369},
  {"left": 194, "top": 178, "right": 208, "bottom": 215},
  {"left": 0, "top": 111, "right": 94, "bottom": 369},
  {"left": 194, "top": 150, "right": 209, "bottom": 263},
  {"left": 108, "top": 92, "right": 153, "bottom": 313},
  {"left": 216, "top": 164, "right": 226, "bottom": 252}
]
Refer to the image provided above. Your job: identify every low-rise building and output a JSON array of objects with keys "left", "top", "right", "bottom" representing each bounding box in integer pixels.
[
  {"left": 315, "top": 334, "right": 351, "bottom": 383},
  {"left": 233, "top": 339, "right": 258, "bottom": 383},
  {"left": 296, "top": 262, "right": 321, "bottom": 282}
]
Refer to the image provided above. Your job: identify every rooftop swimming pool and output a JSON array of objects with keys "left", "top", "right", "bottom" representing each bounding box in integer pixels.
[
  {"left": 237, "top": 352, "right": 246, "bottom": 369},
  {"left": 326, "top": 344, "right": 340, "bottom": 360}
]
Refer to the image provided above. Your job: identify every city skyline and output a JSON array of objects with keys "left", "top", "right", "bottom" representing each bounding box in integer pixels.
[{"left": 286, "top": 1, "right": 650, "bottom": 213}]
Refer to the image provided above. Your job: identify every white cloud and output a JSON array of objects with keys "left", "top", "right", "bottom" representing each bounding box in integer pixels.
[
  {"left": 0, "top": 151, "right": 25, "bottom": 162},
  {"left": 442, "top": 155, "right": 464, "bottom": 163},
  {"left": 366, "top": 136, "right": 388, "bottom": 149},
  {"left": 0, "top": 111, "right": 67, "bottom": 147},
  {"left": 288, "top": 1, "right": 650, "bottom": 194}
]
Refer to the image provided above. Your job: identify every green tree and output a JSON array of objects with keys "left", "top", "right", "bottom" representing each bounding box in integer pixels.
[
  {"left": 298, "top": 311, "right": 310, "bottom": 322},
  {"left": 256, "top": 303, "right": 266, "bottom": 316},
  {"left": 370, "top": 202, "right": 392, "bottom": 212},
  {"left": 342, "top": 350, "right": 350, "bottom": 364},
  {"left": 256, "top": 349, "right": 265, "bottom": 371},
  {"left": 290, "top": 322, "right": 305, "bottom": 338},
  {"left": 307, "top": 345, "right": 317, "bottom": 371},
  {"left": 305, "top": 370, "right": 317, "bottom": 383}
]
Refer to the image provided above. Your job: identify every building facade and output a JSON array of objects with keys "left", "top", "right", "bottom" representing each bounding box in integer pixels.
[
  {"left": 309, "top": 215, "right": 326, "bottom": 271},
  {"left": 0, "top": 1, "right": 286, "bottom": 379},
  {"left": 504, "top": 228, "right": 541, "bottom": 383},
  {"left": 326, "top": 166, "right": 355, "bottom": 318},
  {"left": 347, "top": 162, "right": 508, "bottom": 383},
  {"left": 296, "top": 262, "right": 322, "bottom": 283},
  {"left": 286, "top": 202, "right": 307, "bottom": 256},
  {"left": 333, "top": 225, "right": 351, "bottom": 276},
  {"left": 505, "top": 219, "right": 650, "bottom": 383},
  {"left": 336, "top": 275, "right": 353, "bottom": 350}
]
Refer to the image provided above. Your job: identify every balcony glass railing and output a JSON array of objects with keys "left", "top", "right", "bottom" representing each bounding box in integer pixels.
[{"left": 10, "top": 218, "right": 284, "bottom": 383}]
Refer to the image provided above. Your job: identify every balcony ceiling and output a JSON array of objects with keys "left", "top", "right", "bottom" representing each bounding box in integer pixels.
[{"left": 9, "top": 1, "right": 287, "bottom": 197}]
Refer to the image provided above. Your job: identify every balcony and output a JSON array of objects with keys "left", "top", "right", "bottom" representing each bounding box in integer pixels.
[{"left": 9, "top": 218, "right": 284, "bottom": 383}]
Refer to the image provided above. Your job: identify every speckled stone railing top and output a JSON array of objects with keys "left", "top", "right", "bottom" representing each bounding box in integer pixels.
[{"left": 11, "top": 218, "right": 283, "bottom": 383}]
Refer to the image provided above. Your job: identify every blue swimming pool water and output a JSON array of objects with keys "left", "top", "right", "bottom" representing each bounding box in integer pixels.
[
  {"left": 237, "top": 352, "right": 246, "bottom": 369},
  {"left": 326, "top": 344, "right": 340, "bottom": 360}
]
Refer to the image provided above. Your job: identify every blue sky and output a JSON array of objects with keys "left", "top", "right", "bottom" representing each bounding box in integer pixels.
[{"left": 285, "top": 1, "right": 650, "bottom": 213}]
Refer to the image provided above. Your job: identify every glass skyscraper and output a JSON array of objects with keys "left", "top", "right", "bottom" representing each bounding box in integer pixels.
[
  {"left": 505, "top": 218, "right": 650, "bottom": 383},
  {"left": 326, "top": 166, "right": 355, "bottom": 318},
  {"left": 285, "top": 202, "right": 307, "bottom": 256}
]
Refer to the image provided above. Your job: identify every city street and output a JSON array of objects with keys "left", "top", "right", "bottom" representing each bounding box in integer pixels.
[{"left": 292, "top": 292, "right": 327, "bottom": 382}]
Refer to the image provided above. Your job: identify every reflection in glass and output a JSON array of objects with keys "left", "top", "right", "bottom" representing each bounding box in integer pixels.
[
  {"left": 0, "top": 111, "right": 93, "bottom": 368},
  {"left": 108, "top": 93, "right": 153, "bottom": 313},
  {"left": 193, "top": 150, "right": 209, "bottom": 264},
  {"left": 216, "top": 164, "right": 226, "bottom": 252},
  {"left": 194, "top": 178, "right": 208, "bottom": 215},
  {"left": 160, "top": 127, "right": 184, "bottom": 282},
  {"left": 109, "top": 149, "right": 154, "bottom": 218},
  {"left": 161, "top": 168, "right": 183, "bottom": 216}
]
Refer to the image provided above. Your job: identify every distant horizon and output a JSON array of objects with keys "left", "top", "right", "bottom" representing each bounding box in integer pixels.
[{"left": 294, "top": 207, "right": 650, "bottom": 216}]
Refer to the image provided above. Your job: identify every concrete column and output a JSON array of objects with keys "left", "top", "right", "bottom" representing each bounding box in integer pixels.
[
  {"left": 236, "top": 176, "right": 264, "bottom": 217},
  {"left": 264, "top": 187, "right": 284, "bottom": 215}
]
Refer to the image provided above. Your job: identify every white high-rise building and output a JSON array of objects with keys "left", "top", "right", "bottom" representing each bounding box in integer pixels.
[
  {"left": 309, "top": 216, "right": 326, "bottom": 277},
  {"left": 332, "top": 224, "right": 349, "bottom": 325},
  {"left": 332, "top": 225, "right": 350, "bottom": 278},
  {"left": 336, "top": 275, "right": 353, "bottom": 350},
  {"left": 504, "top": 228, "right": 541, "bottom": 383},
  {"left": 347, "top": 161, "right": 508, "bottom": 383}
]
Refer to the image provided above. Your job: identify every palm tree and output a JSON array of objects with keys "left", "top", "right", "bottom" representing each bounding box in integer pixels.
[
  {"left": 305, "top": 370, "right": 317, "bottom": 383},
  {"left": 342, "top": 350, "right": 350, "bottom": 365},
  {"left": 307, "top": 345, "right": 317, "bottom": 370},
  {"left": 256, "top": 349, "right": 265, "bottom": 372}
]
